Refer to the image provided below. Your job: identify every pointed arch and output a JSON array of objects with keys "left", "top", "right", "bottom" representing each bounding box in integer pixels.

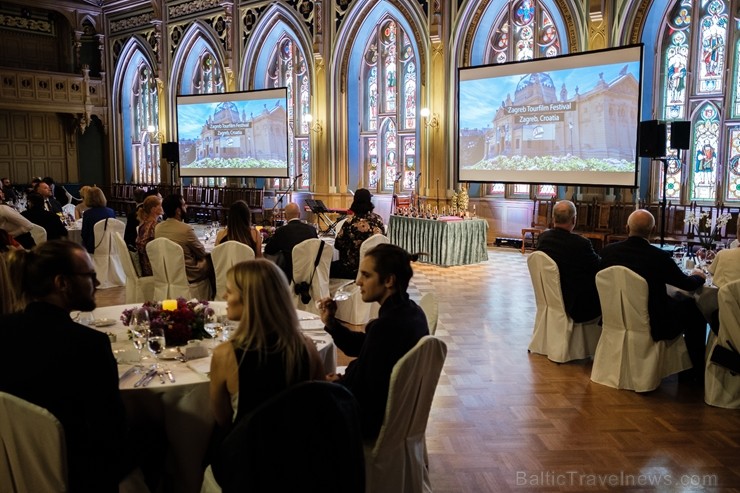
[
  {"left": 333, "top": 0, "right": 427, "bottom": 193},
  {"left": 112, "top": 36, "right": 160, "bottom": 183},
  {"left": 242, "top": 4, "right": 314, "bottom": 190}
]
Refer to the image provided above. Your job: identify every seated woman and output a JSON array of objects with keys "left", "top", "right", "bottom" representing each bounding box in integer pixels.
[
  {"left": 80, "top": 186, "right": 115, "bottom": 254},
  {"left": 215, "top": 200, "right": 262, "bottom": 257},
  {"left": 74, "top": 186, "right": 90, "bottom": 220},
  {"left": 331, "top": 188, "right": 385, "bottom": 279},
  {"left": 209, "top": 259, "right": 325, "bottom": 429},
  {"left": 135, "top": 195, "right": 163, "bottom": 276}
]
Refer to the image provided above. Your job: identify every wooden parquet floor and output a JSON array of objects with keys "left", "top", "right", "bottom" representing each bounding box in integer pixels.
[{"left": 96, "top": 247, "right": 740, "bottom": 492}]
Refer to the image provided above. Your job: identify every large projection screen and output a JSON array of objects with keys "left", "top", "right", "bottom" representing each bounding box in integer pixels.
[
  {"left": 176, "top": 88, "right": 289, "bottom": 178},
  {"left": 457, "top": 45, "right": 643, "bottom": 187}
]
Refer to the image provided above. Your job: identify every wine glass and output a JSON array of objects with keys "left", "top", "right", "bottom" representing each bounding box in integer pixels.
[
  {"left": 316, "top": 281, "right": 354, "bottom": 310},
  {"left": 204, "top": 312, "right": 224, "bottom": 351},
  {"left": 147, "top": 327, "right": 166, "bottom": 369},
  {"left": 130, "top": 308, "right": 150, "bottom": 371}
]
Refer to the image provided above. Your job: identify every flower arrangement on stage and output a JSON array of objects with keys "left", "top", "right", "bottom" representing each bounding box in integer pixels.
[
  {"left": 684, "top": 210, "right": 732, "bottom": 251},
  {"left": 457, "top": 185, "right": 469, "bottom": 215},
  {"left": 121, "top": 298, "right": 213, "bottom": 347}
]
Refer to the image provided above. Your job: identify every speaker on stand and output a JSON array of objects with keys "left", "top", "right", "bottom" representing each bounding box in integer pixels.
[
  {"left": 638, "top": 120, "right": 670, "bottom": 246},
  {"left": 162, "top": 142, "right": 180, "bottom": 186}
]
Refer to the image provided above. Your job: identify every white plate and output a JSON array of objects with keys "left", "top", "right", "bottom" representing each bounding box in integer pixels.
[{"left": 92, "top": 318, "right": 117, "bottom": 327}]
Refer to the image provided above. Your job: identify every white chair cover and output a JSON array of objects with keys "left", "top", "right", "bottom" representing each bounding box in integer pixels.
[
  {"left": 364, "top": 336, "right": 447, "bottom": 493},
  {"left": 0, "top": 392, "right": 67, "bottom": 493},
  {"left": 92, "top": 218, "right": 126, "bottom": 289},
  {"left": 591, "top": 266, "right": 692, "bottom": 392},
  {"left": 419, "top": 292, "right": 439, "bottom": 335},
  {"left": 146, "top": 237, "right": 211, "bottom": 301},
  {"left": 705, "top": 279, "right": 740, "bottom": 408},
  {"left": 334, "top": 234, "right": 390, "bottom": 325},
  {"left": 112, "top": 232, "right": 154, "bottom": 304},
  {"left": 211, "top": 241, "right": 255, "bottom": 301},
  {"left": 291, "top": 239, "right": 333, "bottom": 315},
  {"left": 29, "top": 224, "right": 47, "bottom": 246},
  {"left": 61, "top": 203, "right": 76, "bottom": 218},
  {"left": 526, "top": 251, "right": 601, "bottom": 362},
  {"left": 332, "top": 217, "right": 347, "bottom": 236}
]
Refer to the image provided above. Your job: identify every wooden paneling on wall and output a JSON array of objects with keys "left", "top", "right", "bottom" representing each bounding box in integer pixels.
[{"left": 0, "top": 110, "right": 69, "bottom": 183}]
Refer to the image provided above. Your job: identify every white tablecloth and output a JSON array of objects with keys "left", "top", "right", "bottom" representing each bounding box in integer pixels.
[{"left": 89, "top": 303, "right": 335, "bottom": 493}]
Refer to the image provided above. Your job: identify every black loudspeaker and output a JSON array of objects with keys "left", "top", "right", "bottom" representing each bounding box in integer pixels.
[
  {"left": 162, "top": 142, "right": 179, "bottom": 163},
  {"left": 638, "top": 120, "right": 667, "bottom": 158},
  {"left": 670, "top": 121, "right": 691, "bottom": 150}
]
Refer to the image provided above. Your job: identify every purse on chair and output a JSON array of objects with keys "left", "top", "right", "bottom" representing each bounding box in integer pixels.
[{"left": 294, "top": 241, "right": 325, "bottom": 305}]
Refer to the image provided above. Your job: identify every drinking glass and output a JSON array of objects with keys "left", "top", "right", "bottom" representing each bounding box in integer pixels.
[
  {"left": 315, "top": 282, "right": 354, "bottom": 310},
  {"left": 204, "top": 313, "right": 224, "bottom": 351},
  {"left": 147, "top": 327, "right": 166, "bottom": 369},
  {"left": 130, "top": 308, "right": 150, "bottom": 371},
  {"left": 77, "top": 312, "right": 95, "bottom": 326}
]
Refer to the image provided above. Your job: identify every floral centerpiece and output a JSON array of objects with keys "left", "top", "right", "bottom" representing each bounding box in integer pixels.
[
  {"left": 121, "top": 298, "right": 213, "bottom": 347},
  {"left": 684, "top": 210, "right": 732, "bottom": 253},
  {"left": 457, "top": 185, "right": 469, "bottom": 216}
]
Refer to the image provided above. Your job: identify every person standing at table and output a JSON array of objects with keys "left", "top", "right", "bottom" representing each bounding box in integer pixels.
[
  {"left": 215, "top": 200, "right": 262, "bottom": 257},
  {"left": 80, "top": 186, "right": 116, "bottom": 254},
  {"left": 318, "top": 244, "right": 428, "bottom": 440},
  {"left": 330, "top": 188, "right": 385, "bottom": 279},
  {"left": 21, "top": 192, "right": 68, "bottom": 241},
  {"left": 536, "top": 199, "right": 601, "bottom": 323},
  {"left": 264, "top": 202, "right": 317, "bottom": 282},
  {"left": 0, "top": 240, "right": 127, "bottom": 492},
  {"left": 600, "top": 209, "right": 707, "bottom": 381}
]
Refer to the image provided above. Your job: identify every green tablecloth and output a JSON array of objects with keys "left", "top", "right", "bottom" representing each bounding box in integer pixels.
[{"left": 387, "top": 216, "right": 489, "bottom": 266}]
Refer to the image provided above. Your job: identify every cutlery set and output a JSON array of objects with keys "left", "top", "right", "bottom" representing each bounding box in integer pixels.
[{"left": 124, "top": 367, "right": 176, "bottom": 387}]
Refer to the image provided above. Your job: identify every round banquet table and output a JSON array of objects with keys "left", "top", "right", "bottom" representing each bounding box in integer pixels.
[{"left": 89, "top": 302, "right": 335, "bottom": 493}]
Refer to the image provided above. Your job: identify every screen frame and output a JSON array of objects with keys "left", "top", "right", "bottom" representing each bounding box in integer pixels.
[
  {"left": 175, "top": 87, "right": 290, "bottom": 179},
  {"left": 456, "top": 44, "right": 644, "bottom": 189}
]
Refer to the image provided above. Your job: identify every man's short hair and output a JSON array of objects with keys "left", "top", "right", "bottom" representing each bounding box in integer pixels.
[
  {"left": 22, "top": 240, "right": 87, "bottom": 299},
  {"left": 162, "top": 194, "right": 184, "bottom": 218},
  {"left": 552, "top": 200, "right": 576, "bottom": 225},
  {"left": 26, "top": 192, "right": 44, "bottom": 209},
  {"left": 364, "top": 244, "right": 418, "bottom": 294}
]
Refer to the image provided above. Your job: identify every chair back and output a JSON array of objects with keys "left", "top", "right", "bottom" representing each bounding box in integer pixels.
[
  {"left": 705, "top": 278, "right": 740, "bottom": 408},
  {"left": 211, "top": 241, "right": 256, "bottom": 300},
  {"left": 147, "top": 237, "right": 190, "bottom": 300},
  {"left": 419, "top": 293, "right": 439, "bottom": 335},
  {"left": 29, "top": 224, "right": 47, "bottom": 246},
  {"left": 0, "top": 392, "right": 67, "bottom": 493},
  {"left": 212, "top": 381, "right": 365, "bottom": 493},
  {"left": 112, "top": 232, "right": 154, "bottom": 303},
  {"left": 591, "top": 266, "right": 691, "bottom": 391},
  {"left": 92, "top": 218, "right": 126, "bottom": 289},
  {"left": 526, "top": 251, "right": 600, "bottom": 362},
  {"left": 291, "top": 239, "right": 333, "bottom": 315},
  {"left": 365, "top": 336, "right": 446, "bottom": 493},
  {"left": 359, "top": 234, "right": 390, "bottom": 263},
  {"left": 333, "top": 218, "right": 347, "bottom": 236}
]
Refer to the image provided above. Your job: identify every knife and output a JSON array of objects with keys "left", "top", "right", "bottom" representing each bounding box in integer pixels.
[
  {"left": 119, "top": 367, "right": 137, "bottom": 382},
  {"left": 165, "top": 369, "right": 176, "bottom": 383},
  {"left": 134, "top": 369, "right": 157, "bottom": 387},
  {"left": 141, "top": 371, "right": 158, "bottom": 387}
]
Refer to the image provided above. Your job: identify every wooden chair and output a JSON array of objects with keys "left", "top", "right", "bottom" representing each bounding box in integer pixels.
[{"left": 521, "top": 198, "right": 554, "bottom": 253}]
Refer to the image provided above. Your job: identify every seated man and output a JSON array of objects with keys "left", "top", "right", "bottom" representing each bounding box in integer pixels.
[
  {"left": 600, "top": 209, "right": 707, "bottom": 379},
  {"left": 318, "top": 244, "right": 429, "bottom": 440},
  {"left": 264, "top": 202, "right": 318, "bottom": 282},
  {"left": 0, "top": 240, "right": 127, "bottom": 492},
  {"left": 1, "top": 177, "right": 18, "bottom": 202},
  {"left": 155, "top": 194, "right": 212, "bottom": 284},
  {"left": 21, "top": 192, "right": 68, "bottom": 241},
  {"left": 35, "top": 179, "right": 63, "bottom": 215},
  {"left": 536, "top": 200, "right": 601, "bottom": 322}
]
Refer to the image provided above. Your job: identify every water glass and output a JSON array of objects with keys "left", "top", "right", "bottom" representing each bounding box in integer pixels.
[
  {"left": 130, "top": 308, "right": 151, "bottom": 370},
  {"left": 147, "top": 327, "right": 166, "bottom": 368}
]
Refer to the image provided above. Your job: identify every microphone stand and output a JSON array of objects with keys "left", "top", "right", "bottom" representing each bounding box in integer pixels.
[{"left": 272, "top": 174, "right": 302, "bottom": 227}]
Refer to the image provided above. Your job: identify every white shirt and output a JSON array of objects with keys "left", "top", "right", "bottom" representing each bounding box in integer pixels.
[
  {"left": 0, "top": 204, "right": 33, "bottom": 237},
  {"left": 708, "top": 246, "right": 740, "bottom": 288}
]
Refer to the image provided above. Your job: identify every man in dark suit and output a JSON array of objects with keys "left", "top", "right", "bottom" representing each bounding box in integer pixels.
[
  {"left": 0, "top": 240, "right": 127, "bottom": 492},
  {"left": 600, "top": 209, "right": 707, "bottom": 378},
  {"left": 35, "top": 180, "right": 63, "bottom": 215},
  {"left": 536, "top": 200, "right": 601, "bottom": 322},
  {"left": 264, "top": 202, "right": 318, "bottom": 282},
  {"left": 21, "top": 192, "right": 68, "bottom": 241}
]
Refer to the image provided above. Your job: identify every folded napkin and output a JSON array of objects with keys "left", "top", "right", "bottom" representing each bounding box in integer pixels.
[
  {"left": 187, "top": 356, "right": 212, "bottom": 375},
  {"left": 299, "top": 319, "right": 325, "bottom": 331},
  {"left": 184, "top": 345, "right": 209, "bottom": 360}
]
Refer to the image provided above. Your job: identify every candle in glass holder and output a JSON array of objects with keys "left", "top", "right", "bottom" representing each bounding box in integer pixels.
[{"left": 162, "top": 299, "right": 177, "bottom": 311}]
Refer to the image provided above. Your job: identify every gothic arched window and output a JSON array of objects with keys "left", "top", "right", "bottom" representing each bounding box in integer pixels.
[
  {"left": 361, "top": 18, "right": 418, "bottom": 193},
  {"left": 131, "top": 62, "right": 160, "bottom": 183}
]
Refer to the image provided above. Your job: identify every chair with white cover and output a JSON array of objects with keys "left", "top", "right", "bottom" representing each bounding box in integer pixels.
[
  {"left": 419, "top": 293, "right": 439, "bottom": 335},
  {"left": 526, "top": 251, "right": 601, "bottom": 363},
  {"left": 705, "top": 279, "right": 740, "bottom": 408},
  {"left": 29, "top": 224, "right": 47, "bottom": 246},
  {"left": 291, "top": 238, "right": 334, "bottom": 315},
  {"left": 333, "top": 234, "right": 390, "bottom": 325},
  {"left": 0, "top": 391, "right": 67, "bottom": 493},
  {"left": 147, "top": 237, "right": 211, "bottom": 301},
  {"left": 211, "top": 241, "right": 256, "bottom": 301},
  {"left": 591, "top": 266, "right": 692, "bottom": 392},
  {"left": 364, "top": 336, "right": 447, "bottom": 493},
  {"left": 112, "top": 232, "right": 154, "bottom": 304},
  {"left": 92, "top": 218, "right": 126, "bottom": 289},
  {"left": 61, "top": 203, "right": 76, "bottom": 218}
]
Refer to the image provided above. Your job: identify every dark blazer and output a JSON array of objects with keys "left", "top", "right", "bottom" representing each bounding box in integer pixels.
[
  {"left": 123, "top": 206, "right": 141, "bottom": 250},
  {"left": 22, "top": 207, "right": 68, "bottom": 241},
  {"left": 44, "top": 196, "right": 64, "bottom": 215},
  {"left": 81, "top": 206, "right": 116, "bottom": 253},
  {"left": 0, "top": 302, "right": 126, "bottom": 492},
  {"left": 536, "top": 227, "right": 601, "bottom": 322},
  {"left": 600, "top": 236, "right": 704, "bottom": 340},
  {"left": 264, "top": 219, "right": 318, "bottom": 282}
]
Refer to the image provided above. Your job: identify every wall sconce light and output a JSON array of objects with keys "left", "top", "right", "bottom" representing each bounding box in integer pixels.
[
  {"left": 304, "top": 114, "right": 323, "bottom": 134},
  {"left": 147, "top": 124, "right": 163, "bottom": 142},
  {"left": 420, "top": 107, "right": 439, "bottom": 129}
]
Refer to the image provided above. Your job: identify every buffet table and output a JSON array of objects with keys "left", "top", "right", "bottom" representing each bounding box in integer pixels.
[{"left": 387, "top": 215, "right": 489, "bottom": 266}]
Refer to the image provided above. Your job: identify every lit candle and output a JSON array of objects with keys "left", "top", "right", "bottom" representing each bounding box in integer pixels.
[{"left": 162, "top": 299, "right": 177, "bottom": 311}]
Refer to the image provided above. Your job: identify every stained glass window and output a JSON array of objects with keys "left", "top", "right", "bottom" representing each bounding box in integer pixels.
[
  {"left": 484, "top": 0, "right": 560, "bottom": 196},
  {"left": 131, "top": 62, "right": 160, "bottom": 183},
  {"left": 266, "top": 34, "right": 311, "bottom": 190},
  {"left": 361, "top": 18, "right": 417, "bottom": 193}
]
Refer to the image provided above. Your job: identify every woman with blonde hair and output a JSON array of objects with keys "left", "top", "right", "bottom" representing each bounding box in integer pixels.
[
  {"left": 135, "top": 195, "right": 163, "bottom": 276},
  {"left": 209, "top": 259, "right": 324, "bottom": 428},
  {"left": 74, "top": 185, "right": 90, "bottom": 220},
  {"left": 80, "top": 186, "right": 115, "bottom": 253}
]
